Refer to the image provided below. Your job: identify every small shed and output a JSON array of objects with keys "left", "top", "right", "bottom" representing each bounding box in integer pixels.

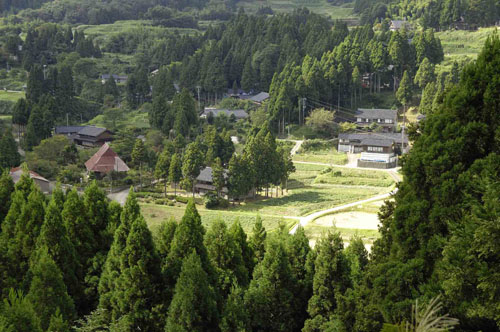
[{"left": 10, "top": 167, "right": 51, "bottom": 194}]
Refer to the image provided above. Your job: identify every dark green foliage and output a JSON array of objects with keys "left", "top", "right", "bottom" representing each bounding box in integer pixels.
[
  {"left": 82, "top": 182, "right": 110, "bottom": 309},
  {"left": 249, "top": 215, "right": 266, "bottom": 263},
  {"left": 396, "top": 70, "right": 413, "bottom": 106},
  {"left": 245, "top": 237, "right": 301, "bottom": 332},
  {"left": 0, "top": 128, "right": 20, "bottom": 169},
  {"left": 228, "top": 220, "right": 254, "bottom": 282},
  {"left": 155, "top": 218, "right": 177, "bottom": 267},
  {"left": 0, "top": 289, "right": 42, "bottom": 332},
  {"left": 168, "top": 153, "right": 182, "bottom": 195},
  {"left": 106, "top": 216, "right": 163, "bottom": 331},
  {"left": 181, "top": 141, "right": 204, "bottom": 195},
  {"left": 364, "top": 34, "right": 500, "bottom": 329},
  {"left": 36, "top": 198, "right": 80, "bottom": 310},
  {"left": 303, "top": 232, "right": 351, "bottom": 332},
  {"left": 0, "top": 170, "right": 14, "bottom": 224},
  {"left": 166, "top": 200, "right": 212, "bottom": 291},
  {"left": 204, "top": 219, "right": 248, "bottom": 299},
  {"left": 165, "top": 251, "right": 218, "bottom": 332},
  {"left": 344, "top": 235, "right": 368, "bottom": 286},
  {"left": 27, "top": 247, "right": 75, "bottom": 331},
  {"left": 219, "top": 285, "right": 248, "bottom": 332}
]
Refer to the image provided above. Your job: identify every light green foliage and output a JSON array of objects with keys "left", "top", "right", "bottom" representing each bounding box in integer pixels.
[
  {"left": 0, "top": 289, "right": 42, "bottom": 332},
  {"left": 305, "top": 108, "right": 338, "bottom": 137},
  {"left": 414, "top": 58, "right": 435, "bottom": 89}
]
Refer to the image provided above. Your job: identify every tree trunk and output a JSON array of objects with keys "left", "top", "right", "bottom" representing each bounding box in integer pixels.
[
  {"left": 174, "top": 183, "right": 177, "bottom": 196},
  {"left": 164, "top": 180, "right": 167, "bottom": 197},
  {"left": 139, "top": 162, "right": 142, "bottom": 190}
]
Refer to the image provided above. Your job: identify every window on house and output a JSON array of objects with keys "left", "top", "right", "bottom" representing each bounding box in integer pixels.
[
  {"left": 385, "top": 119, "right": 393, "bottom": 123},
  {"left": 367, "top": 146, "right": 384, "bottom": 152}
]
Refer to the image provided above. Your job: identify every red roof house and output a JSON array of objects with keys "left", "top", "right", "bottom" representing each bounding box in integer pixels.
[{"left": 85, "top": 143, "right": 129, "bottom": 175}]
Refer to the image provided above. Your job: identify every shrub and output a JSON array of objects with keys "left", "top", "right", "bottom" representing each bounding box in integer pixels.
[{"left": 204, "top": 192, "right": 219, "bottom": 209}]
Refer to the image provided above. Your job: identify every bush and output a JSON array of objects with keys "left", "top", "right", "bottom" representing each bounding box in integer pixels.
[
  {"left": 204, "top": 192, "right": 219, "bottom": 209},
  {"left": 300, "top": 139, "right": 334, "bottom": 153}
]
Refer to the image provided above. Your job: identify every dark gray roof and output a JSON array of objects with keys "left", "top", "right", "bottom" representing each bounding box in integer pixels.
[
  {"left": 249, "top": 92, "right": 270, "bottom": 103},
  {"left": 196, "top": 167, "right": 228, "bottom": 183},
  {"left": 356, "top": 108, "right": 397, "bottom": 120},
  {"left": 339, "top": 132, "right": 408, "bottom": 144},
  {"left": 201, "top": 108, "right": 249, "bottom": 119},
  {"left": 78, "top": 126, "right": 107, "bottom": 137},
  {"left": 55, "top": 126, "right": 84, "bottom": 135},
  {"left": 361, "top": 138, "right": 394, "bottom": 147},
  {"left": 101, "top": 74, "right": 128, "bottom": 80}
]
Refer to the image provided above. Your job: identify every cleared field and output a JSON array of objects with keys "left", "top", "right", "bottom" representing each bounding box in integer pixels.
[
  {"left": 314, "top": 167, "right": 395, "bottom": 187},
  {"left": 87, "top": 108, "right": 150, "bottom": 130},
  {"left": 437, "top": 27, "right": 498, "bottom": 68},
  {"left": 0, "top": 90, "right": 24, "bottom": 102},
  {"left": 237, "top": 0, "right": 355, "bottom": 19},
  {"left": 228, "top": 163, "right": 391, "bottom": 216},
  {"left": 293, "top": 140, "right": 348, "bottom": 165},
  {"left": 141, "top": 203, "right": 295, "bottom": 234}
]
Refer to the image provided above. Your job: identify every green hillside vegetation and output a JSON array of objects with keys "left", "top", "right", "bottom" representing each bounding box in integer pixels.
[{"left": 237, "top": 0, "right": 355, "bottom": 19}]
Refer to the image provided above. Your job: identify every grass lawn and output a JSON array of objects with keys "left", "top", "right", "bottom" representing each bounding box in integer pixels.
[
  {"left": 436, "top": 27, "right": 498, "bottom": 69},
  {"left": 0, "top": 90, "right": 24, "bottom": 102},
  {"left": 304, "top": 225, "right": 380, "bottom": 245},
  {"left": 237, "top": 0, "right": 355, "bottom": 20},
  {"left": 141, "top": 202, "right": 296, "bottom": 234}
]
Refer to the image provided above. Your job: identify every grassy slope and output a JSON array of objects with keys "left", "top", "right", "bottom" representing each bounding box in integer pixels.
[
  {"left": 0, "top": 90, "right": 25, "bottom": 102},
  {"left": 237, "top": 0, "right": 354, "bottom": 19},
  {"left": 437, "top": 27, "right": 498, "bottom": 68}
]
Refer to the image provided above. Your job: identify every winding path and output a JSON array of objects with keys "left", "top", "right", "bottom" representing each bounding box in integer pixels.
[{"left": 287, "top": 139, "right": 401, "bottom": 234}]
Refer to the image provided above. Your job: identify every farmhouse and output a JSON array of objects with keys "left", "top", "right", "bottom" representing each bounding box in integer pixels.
[
  {"left": 101, "top": 74, "right": 128, "bottom": 84},
  {"left": 354, "top": 108, "right": 398, "bottom": 132},
  {"left": 195, "top": 167, "right": 228, "bottom": 195},
  {"left": 10, "top": 167, "right": 51, "bottom": 194},
  {"left": 55, "top": 126, "right": 113, "bottom": 148},
  {"left": 390, "top": 20, "right": 412, "bottom": 31},
  {"left": 85, "top": 143, "right": 129, "bottom": 177},
  {"left": 200, "top": 108, "right": 249, "bottom": 121},
  {"left": 338, "top": 132, "right": 409, "bottom": 154}
]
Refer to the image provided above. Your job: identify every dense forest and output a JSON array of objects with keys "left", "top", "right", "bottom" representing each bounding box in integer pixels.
[
  {"left": 0, "top": 32, "right": 499, "bottom": 332},
  {"left": 355, "top": 0, "right": 500, "bottom": 29}
]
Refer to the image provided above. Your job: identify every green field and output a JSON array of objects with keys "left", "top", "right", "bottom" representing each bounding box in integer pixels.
[
  {"left": 314, "top": 166, "right": 394, "bottom": 187},
  {"left": 141, "top": 203, "right": 295, "bottom": 234},
  {"left": 78, "top": 20, "right": 201, "bottom": 45},
  {"left": 437, "top": 27, "right": 498, "bottom": 67},
  {"left": 141, "top": 162, "right": 392, "bottom": 234},
  {"left": 0, "top": 90, "right": 24, "bottom": 102},
  {"left": 293, "top": 140, "right": 348, "bottom": 165},
  {"left": 237, "top": 0, "right": 355, "bottom": 20},
  {"left": 87, "top": 108, "right": 150, "bottom": 130}
]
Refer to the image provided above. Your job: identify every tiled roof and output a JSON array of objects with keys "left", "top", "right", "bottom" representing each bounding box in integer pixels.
[
  {"left": 85, "top": 143, "right": 129, "bottom": 173},
  {"left": 201, "top": 108, "right": 249, "bottom": 119},
  {"left": 196, "top": 167, "right": 228, "bottom": 183},
  {"left": 55, "top": 126, "right": 84, "bottom": 135},
  {"left": 360, "top": 138, "right": 394, "bottom": 147},
  {"left": 356, "top": 108, "right": 397, "bottom": 120},
  {"left": 249, "top": 92, "right": 270, "bottom": 103},
  {"left": 78, "top": 126, "right": 107, "bottom": 137},
  {"left": 339, "top": 132, "right": 408, "bottom": 144},
  {"left": 10, "top": 167, "right": 49, "bottom": 183}
]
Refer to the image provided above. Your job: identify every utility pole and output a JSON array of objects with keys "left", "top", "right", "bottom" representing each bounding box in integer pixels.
[
  {"left": 302, "top": 97, "right": 307, "bottom": 125},
  {"left": 196, "top": 85, "right": 201, "bottom": 113},
  {"left": 401, "top": 105, "right": 406, "bottom": 155}
]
